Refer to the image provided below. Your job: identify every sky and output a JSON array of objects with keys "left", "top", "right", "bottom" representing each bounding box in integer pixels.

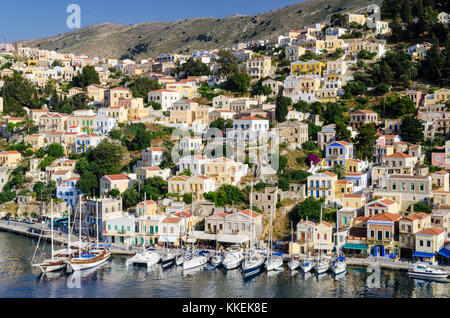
[{"left": 1, "top": 0, "right": 305, "bottom": 42}]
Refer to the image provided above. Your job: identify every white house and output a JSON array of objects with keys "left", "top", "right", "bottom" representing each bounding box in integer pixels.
[
  {"left": 177, "top": 155, "right": 209, "bottom": 176},
  {"left": 94, "top": 113, "right": 117, "bottom": 135},
  {"left": 56, "top": 176, "right": 81, "bottom": 207},
  {"left": 141, "top": 147, "right": 166, "bottom": 167},
  {"left": 229, "top": 116, "right": 270, "bottom": 141},
  {"left": 148, "top": 89, "right": 180, "bottom": 111}
]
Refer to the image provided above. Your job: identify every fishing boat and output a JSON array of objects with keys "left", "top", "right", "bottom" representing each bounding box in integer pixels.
[
  {"left": 314, "top": 203, "right": 329, "bottom": 275},
  {"left": 183, "top": 250, "right": 209, "bottom": 271},
  {"left": 265, "top": 204, "right": 283, "bottom": 271},
  {"left": 66, "top": 196, "right": 111, "bottom": 272},
  {"left": 408, "top": 262, "right": 449, "bottom": 279},
  {"left": 222, "top": 245, "right": 244, "bottom": 270},
  {"left": 242, "top": 182, "right": 265, "bottom": 277}
]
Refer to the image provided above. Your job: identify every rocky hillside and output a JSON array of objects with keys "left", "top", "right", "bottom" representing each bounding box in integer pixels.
[{"left": 16, "top": 0, "right": 381, "bottom": 60}]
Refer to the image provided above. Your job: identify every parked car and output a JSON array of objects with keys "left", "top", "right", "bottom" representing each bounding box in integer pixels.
[{"left": 24, "top": 218, "right": 35, "bottom": 224}]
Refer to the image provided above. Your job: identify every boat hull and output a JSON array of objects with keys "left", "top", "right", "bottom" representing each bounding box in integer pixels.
[
  {"left": 288, "top": 260, "right": 300, "bottom": 271},
  {"left": 67, "top": 252, "right": 111, "bottom": 272},
  {"left": 34, "top": 263, "right": 66, "bottom": 274},
  {"left": 243, "top": 260, "right": 265, "bottom": 277},
  {"left": 265, "top": 258, "right": 283, "bottom": 271},
  {"left": 408, "top": 271, "right": 449, "bottom": 279},
  {"left": 183, "top": 256, "right": 208, "bottom": 271},
  {"left": 162, "top": 256, "right": 176, "bottom": 269}
]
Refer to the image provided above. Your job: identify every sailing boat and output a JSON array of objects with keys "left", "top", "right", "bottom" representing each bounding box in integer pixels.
[
  {"left": 332, "top": 220, "right": 347, "bottom": 276},
  {"left": 161, "top": 219, "right": 176, "bottom": 269},
  {"left": 176, "top": 194, "right": 192, "bottom": 266},
  {"left": 66, "top": 195, "right": 111, "bottom": 272},
  {"left": 314, "top": 203, "right": 329, "bottom": 275},
  {"left": 32, "top": 200, "right": 71, "bottom": 273},
  {"left": 242, "top": 182, "right": 265, "bottom": 277},
  {"left": 222, "top": 244, "right": 244, "bottom": 270},
  {"left": 288, "top": 222, "right": 300, "bottom": 271},
  {"left": 265, "top": 204, "right": 283, "bottom": 271},
  {"left": 210, "top": 220, "right": 224, "bottom": 267}
]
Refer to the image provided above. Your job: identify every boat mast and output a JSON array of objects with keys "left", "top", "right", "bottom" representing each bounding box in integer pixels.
[
  {"left": 96, "top": 200, "right": 99, "bottom": 246},
  {"left": 51, "top": 198, "right": 54, "bottom": 258},
  {"left": 68, "top": 203, "right": 71, "bottom": 256},
  {"left": 319, "top": 204, "right": 323, "bottom": 264},
  {"left": 78, "top": 194, "right": 81, "bottom": 257},
  {"left": 249, "top": 181, "right": 253, "bottom": 258}
]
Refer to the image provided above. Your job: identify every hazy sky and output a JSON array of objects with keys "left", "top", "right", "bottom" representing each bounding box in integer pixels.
[{"left": 1, "top": 0, "right": 305, "bottom": 42}]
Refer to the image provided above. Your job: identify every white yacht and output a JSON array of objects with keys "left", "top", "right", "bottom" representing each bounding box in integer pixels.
[
  {"left": 332, "top": 259, "right": 347, "bottom": 275},
  {"left": 222, "top": 245, "right": 244, "bottom": 270},
  {"left": 126, "top": 249, "right": 160, "bottom": 270},
  {"left": 242, "top": 250, "right": 265, "bottom": 277},
  {"left": 288, "top": 256, "right": 300, "bottom": 271},
  {"left": 299, "top": 258, "right": 314, "bottom": 273},
  {"left": 265, "top": 205, "right": 284, "bottom": 272},
  {"left": 183, "top": 251, "right": 209, "bottom": 271},
  {"left": 408, "top": 262, "right": 449, "bottom": 279}
]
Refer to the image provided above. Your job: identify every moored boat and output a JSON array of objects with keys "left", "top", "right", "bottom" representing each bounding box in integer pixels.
[{"left": 408, "top": 262, "right": 449, "bottom": 279}]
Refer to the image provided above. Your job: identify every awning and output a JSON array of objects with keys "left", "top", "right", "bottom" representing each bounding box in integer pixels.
[
  {"left": 437, "top": 246, "right": 450, "bottom": 259},
  {"left": 413, "top": 251, "right": 435, "bottom": 258},
  {"left": 159, "top": 236, "right": 178, "bottom": 243},
  {"left": 344, "top": 243, "right": 368, "bottom": 250},
  {"left": 181, "top": 231, "right": 249, "bottom": 244}
]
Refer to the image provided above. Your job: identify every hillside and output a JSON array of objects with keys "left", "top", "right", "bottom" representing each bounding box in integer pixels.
[{"left": 16, "top": 0, "right": 381, "bottom": 60}]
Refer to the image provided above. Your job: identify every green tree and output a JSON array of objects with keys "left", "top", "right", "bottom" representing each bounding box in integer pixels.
[
  {"left": 275, "top": 95, "right": 291, "bottom": 123},
  {"left": 335, "top": 121, "right": 352, "bottom": 142},
  {"left": 176, "top": 58, "right": 211, "bottom": 78},
  {"left": 128, "top": 78, "right": 162, "bottom": 102},
  {"left": 183, "top": 193, "right": 193, "bottom": 204},
  {"left": 122, "top": 188, "right": 139, "bottom": 210},
  {"left": 355, "top": 124, "right": 377, "bottom": 161},
  {"left": 209, "top": 118, "right": 233, "bottom": 131},
  {"left": 2, "top": 73, "right": 39, "bottom": 116},
  {"left": 332, "top": 163, "right": 345, "bottom": 179},
  {"left": 291, "top": 197, "right": 323, "bottom": 224},
  {"left": 121, "top": 123, "right": 151, "bottom": 151},
  {"left": 71, "top": 65, "right": 100, "bottom": 88},
  {"left": 107, "top": 189, "right": 121, "bottom": 198},
  {"left": 401, "top": 115, "right": 424, "bottom": 144},
  {"left": 47, "top": 143, "right": 65, "bottom": 158},
  {"left": 224, "top": 72, "right": 251, "bottom": 93},
  {"left": 216, "top": 50, "right": 238, "bottom": 78}
]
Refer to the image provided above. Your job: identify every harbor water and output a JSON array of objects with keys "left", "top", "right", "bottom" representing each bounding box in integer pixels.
[{"left": 0, "top": 232, "right": 448, "bottom": 298}]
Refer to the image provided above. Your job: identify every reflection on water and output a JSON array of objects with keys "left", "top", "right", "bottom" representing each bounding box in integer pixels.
[{"left": 0, "top": 232, "right": 448, "bottom": 298}]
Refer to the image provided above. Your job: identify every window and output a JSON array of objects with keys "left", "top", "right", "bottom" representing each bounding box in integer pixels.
[
  {"left": 426, "top": 241, "right": 431, "bottom": 248},
  {"left": 419, "top": 183, "right": 424, "bottom": 191},
  {"left": 377, "top": 230, "right": 382, "bottom": 241},
  {"left": 392, "top": 182, "right": 396, "bottom": 190},
  {"left": 385, "top": 231, "right": 389, "bottom": 239},
  {"left": 401, "top": 183, "right": 406, "bottom": 191},
  {"left": 410, "top": 183, "right": 415, "bottom": 191},
  {"left": 419, "top": 240, "right": 423, "bottom": 247},
  {"left": 370, "top": 230, "right": 374, "bottom": 238}
]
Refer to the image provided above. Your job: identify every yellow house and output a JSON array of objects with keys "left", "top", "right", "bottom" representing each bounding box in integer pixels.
[
  {"left": 342, "top": 193, "right": 366, "bottom": 210},
  {"left": 25, "top": 134, "right": 46, "bottom": 150},
  {"left": 335, "top": 180, "right": 353, "bottom": 202},
  {"left": 100, "top": 174, "right": 131, "bottom": 194},
  {"left": 166, "top": 85, "right": 199, "bottom": 100},
  {"left": 0, "top": 151, "right": 22, "bottom": 169},
  {"left": 307, "top": 171, "right": 338, "bottom": 205},
  {"left": 314, "top": 221, "right": 334, "bottom": 255},
  {"left": 136, "top": 200, "right": 157, "bottom": 217},
  {"left": 346, "top": 159, "right": 364, "bottom": 173},
  {"left": 415, "top": 227, "right": 446, "bottom": 261},
  {"left": 431, "top": 170, "right": 449, "bottom": 191},
  {"left": 136, "top": 167, "right": 167, "bottom": 182},
  {"left": 86, "top": 84, "right": 106, "bottom": 103},
  {"left": 325, "top": 37, "right": 345, "bottom": 53},
  {"left": 127, "top": 105, "right": 149, "bottom": 120},
  {"left": 365, "top": 198, "right": 399, "bottom": 217},
  {"left": 290, "top": 60, "right": 324, "bottom": 76},
  {"left": 104, "top": 87, "right": 133, "bottom": 107},
  {"left": 205, "top": 157, "right": 248, "bottom": 186}
]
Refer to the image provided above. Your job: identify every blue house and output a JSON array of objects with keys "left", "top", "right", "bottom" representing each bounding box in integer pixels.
[{"left": 325, "top": 141, "right": 353, "bottom": 168}]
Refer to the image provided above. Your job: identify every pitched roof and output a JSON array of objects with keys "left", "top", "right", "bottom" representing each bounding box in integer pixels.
[
  {"left": 173, "top": 211, "right": 193, "bottom": 218},
  {"left": 385, "top": 152, "right": 412, "bottom": 158},
  {"left": 418, "top": 227, "right": 445, "bottom": 235},
  {"left": 240, "top": 209, "right": 260, "bottom": 218},
  {"left": 104, "top": 174, "right": 129, "bottom": 181},
  {"left": 368, "top": 212, "right": 401, "bottom": 222},
  {"left": 162, "top": 217, "right": 181, "bottom": 224}
]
